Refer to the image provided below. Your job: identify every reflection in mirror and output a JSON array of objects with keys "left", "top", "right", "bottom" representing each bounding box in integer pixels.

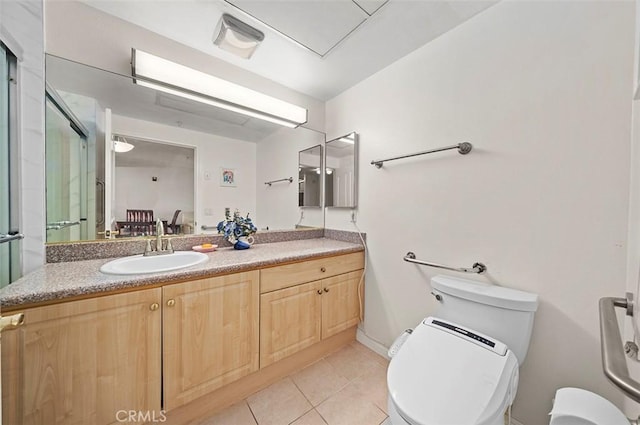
[
  {"left": 298, "top": 145, "right": 322, "bottom": 208},
  {"left": 44, "top": 54, "right": 325, "bottom": 243},
  {"left": 45, "top": 86, "right": 93, "bottom": 242},
  {"left": 325, "top": 132, "right": 358, "bottom": 208},
  {"left": 113, "top": 137, "right": 195, "bottom": 238}
]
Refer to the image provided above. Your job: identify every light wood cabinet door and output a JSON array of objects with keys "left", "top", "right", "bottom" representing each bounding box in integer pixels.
[
  {"left": 260, "top": 280, "right": 322, "bottom": 368},
  {"left": 163, "top": 271, "right": 259, "bottom": 411},
  {"left": 1, "top": 288, "right": 162, "bottom": 425},
  {"left": 321, "top": 270, "right": 362, "bottom": 339}
]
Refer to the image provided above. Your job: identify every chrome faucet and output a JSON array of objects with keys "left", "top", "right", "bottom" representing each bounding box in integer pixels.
[{"left": 144, "top": 218, "right": 174, "bottom": 256}]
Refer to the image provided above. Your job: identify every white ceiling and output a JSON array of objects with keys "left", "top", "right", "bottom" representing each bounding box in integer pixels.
[
  {"left": 81, "top": 0, "right": 498, "bottom": 101},
  {"left": 226, "top": 0, "right": 386, "bottom": 56},
  {"left": 114, "top": 137, "right": 195, "bottom": 169}
]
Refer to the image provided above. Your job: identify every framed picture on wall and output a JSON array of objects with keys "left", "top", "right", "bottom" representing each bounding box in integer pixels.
[{"left": 220, "top": 167, "right": 236, "bottom": 187}]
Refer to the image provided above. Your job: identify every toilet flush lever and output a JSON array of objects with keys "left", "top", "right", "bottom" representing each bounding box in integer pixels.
[{"left": 431, "top": 292, "right": 442, "bottom": 302}]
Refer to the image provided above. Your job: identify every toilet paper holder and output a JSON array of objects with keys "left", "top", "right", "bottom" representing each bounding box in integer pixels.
[{"left": 599, "top": 292, "right": 640, "bottom": 403}]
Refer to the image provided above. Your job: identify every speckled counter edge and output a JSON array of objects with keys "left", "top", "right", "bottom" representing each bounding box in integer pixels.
[
  {"left": 5, "top": 239, "right": 363, "bottom": 308},
  {"left": 323, "top": 229, "right": 366, "bottom": 245},
  {"left": 46, "top": 228, "right": 325, "bottom": 263}
]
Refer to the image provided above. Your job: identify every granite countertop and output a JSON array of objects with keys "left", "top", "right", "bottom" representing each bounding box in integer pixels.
[{"left": 0, "top": 238, "right": 363, "bottom": 309}]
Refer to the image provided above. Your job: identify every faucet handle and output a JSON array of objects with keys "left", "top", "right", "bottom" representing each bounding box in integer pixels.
[
  {"left": 156, "top": 218, "right": 164, "bottom": 236},
  {"left": 166, "top": 238, "right": 173, "bottom": 253},
  {"left": 145, "top": 239, "right": 152, "bottom": 254}
]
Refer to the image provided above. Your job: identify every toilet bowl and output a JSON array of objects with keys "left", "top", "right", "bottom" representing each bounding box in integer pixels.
[
  {"left": 387, "top": 317, "right": 519, "bottom": 425},
  {"left": 386, "top": 275, "right": 538, "bottom": 425}
]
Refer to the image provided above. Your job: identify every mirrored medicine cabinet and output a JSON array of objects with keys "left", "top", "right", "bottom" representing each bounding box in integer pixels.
[
  {"left": 298, "top": 145, "right": 323, "bottom": 208},
  {"left": 325, "top": 132, "right": 358, "bottom": 208}
]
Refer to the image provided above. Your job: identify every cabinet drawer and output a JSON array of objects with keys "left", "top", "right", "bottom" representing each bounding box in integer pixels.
[{"left": 260, "top": 251, "right": 364, "bottom": 293}]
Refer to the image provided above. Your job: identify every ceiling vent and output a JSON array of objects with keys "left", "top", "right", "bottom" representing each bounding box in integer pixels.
[{"left": 213, "top": 13, "right": 265, "bottom": 59}]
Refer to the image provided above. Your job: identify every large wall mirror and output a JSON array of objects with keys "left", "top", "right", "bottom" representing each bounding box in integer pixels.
[
  {"left": 45, "top": 54, "right": 325, "bottom": 243},
  {"left": 325, "top": 132, "right": 358, "bottom": 208},
  {"left": 298, "top": 145, "right": 322, "bottom": 208}
]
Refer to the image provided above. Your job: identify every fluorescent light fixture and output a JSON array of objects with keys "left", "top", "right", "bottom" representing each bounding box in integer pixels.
[
  {"left": 113, "top": 135, "right": 134, "bottom": 153},
  {"left": 213, "top": 14, "right": 264, "bottom": 59},
  {"left": 131, "top": 49, "right": 307, "bottom": 128}
]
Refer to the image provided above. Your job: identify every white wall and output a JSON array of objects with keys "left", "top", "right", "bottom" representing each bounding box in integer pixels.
[
  {"left": 1, "top": 0, "right": 45, "bottom": 274},
  {"left": 256, "top": 126, "right": 325, "bottom": 230},
  {"left": 627, "top": 94, "right": 640, "bottom": 418},
  {"left": 326, "top": 2, "right": 634, "bottom": 424},
  {"left": 626, "top": 2, "right": 640, "bottom": 415},
  {"left": 112, "top": 114, "right": 256, "bottom": 232},
  {"left": 114, "top": 166, "right": 193, "bottom": 225}
]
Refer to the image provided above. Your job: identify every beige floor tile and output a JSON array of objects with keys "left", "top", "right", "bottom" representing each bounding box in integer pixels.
[
  {"left": 291, "top": 359, "right": 350, "bottom": 406},
  {"left": 197, "top": 401, "right": 257, "bottom": 425},
  {"left": 290, "top": 409, "right": 328, "bottom": 425},
  {"left": 349, "top": 341, "right": 390, "bottom": 368},
  {"left": 349, "top": 362, "right": 389, "bottom": 414},
  {"left": 316, "top": 383, "right": 387, "bottom": 425},
  {"left": 246, "top": 377, "right": 312, "bottom": 425},
  {"left": 324, "top": 343, "right": 381, "bottom": 381}
]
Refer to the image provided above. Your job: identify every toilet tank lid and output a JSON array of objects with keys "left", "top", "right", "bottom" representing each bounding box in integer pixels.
[{"left": 431, "top": 275, "right": 538, "bottom": 312}]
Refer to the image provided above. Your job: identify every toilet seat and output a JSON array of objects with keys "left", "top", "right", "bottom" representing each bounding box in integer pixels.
[{"left": 387, "top": 317, "right": 520, "bottom": 425}]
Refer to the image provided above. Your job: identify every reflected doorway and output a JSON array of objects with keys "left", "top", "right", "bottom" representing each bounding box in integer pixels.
[{"left": 113, "top": 137, "right": 195, "bottom": 237}]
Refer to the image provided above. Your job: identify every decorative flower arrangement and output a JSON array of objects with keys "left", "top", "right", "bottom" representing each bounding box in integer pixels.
[{"left": 217, "top": 208, "right": 257, "bottom": 244}]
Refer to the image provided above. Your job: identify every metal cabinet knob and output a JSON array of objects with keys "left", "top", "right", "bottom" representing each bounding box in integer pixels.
[
  {"left": 317, "top": 289, "right": 322, "bottom": 295},
  {"left": 150, "top": 303, "right": 160, "bottom": 311},
  {"left": 320, "top": 267, "right": 326, "bottom": 273},
  {"left": 167, "top": 299, "right": 176, "bottom": 307},
  {"left": 323, "top": 287, "right": 330, "bottom": 293}
]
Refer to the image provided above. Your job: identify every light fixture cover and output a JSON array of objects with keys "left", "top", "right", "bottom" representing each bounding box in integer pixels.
[
  {"left": 113, "top": 136, "right": 134, "bottom": 153},
  {"left": 131, "top": 49, "right": 307, "bottom": 128},
  {"left": 213, "top": 14, "right": 264, "bottom": 59}
]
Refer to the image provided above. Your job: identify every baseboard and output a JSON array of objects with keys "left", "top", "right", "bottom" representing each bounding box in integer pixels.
[
  {"left": 356, "top": 327, "right": 391, "bottom": 360},
  {"left": 509, "top": 417, "right": 524, "bottom": 425}
]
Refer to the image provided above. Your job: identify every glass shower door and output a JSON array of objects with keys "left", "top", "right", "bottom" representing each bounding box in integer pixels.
[
  {"left": 45, "top": 98, "right": 86, "bottom": 243},
  {"left": 0, "top": 42, "right": 21, "bottom": 288}
]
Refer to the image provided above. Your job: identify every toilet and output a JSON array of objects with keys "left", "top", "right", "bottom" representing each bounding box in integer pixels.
[
  {"left": 387, "top": 275, "right": 539, "bottom": 425},
  {"left": 549, "top": 387, "right": 630, "bottom": 425}
]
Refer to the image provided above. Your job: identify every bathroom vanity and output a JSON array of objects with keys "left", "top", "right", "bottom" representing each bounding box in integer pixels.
[{"left": 0, "top": 238, "right": 364, "bottom": 424}]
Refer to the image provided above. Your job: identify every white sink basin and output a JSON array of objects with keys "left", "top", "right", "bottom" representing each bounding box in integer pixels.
[{"left": 100, "top": 251, "right": 209, "bottom": 275}]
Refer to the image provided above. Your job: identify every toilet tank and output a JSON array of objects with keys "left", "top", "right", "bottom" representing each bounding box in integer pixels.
[{"left": 431, "top": 275, "right": 538, "bottom": 365}]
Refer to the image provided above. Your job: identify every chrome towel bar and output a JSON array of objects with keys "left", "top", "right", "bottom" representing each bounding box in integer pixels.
[
  {"left": 265, "top": 177, "right": 293, "bottom": 186},
  {"left": 46, "top": 220, "right": 80, "bottom": 231},
  {"left": 599, "top": 294, "right": 640, "bottom": 403},
  {"left": 403, "top": 252, "right": 486, "bottom": 274},
  {"left": 371, "top": 142, "right": 473, "bottom": 169},
  {"left": 0, "top": 233, "right": 23, "bottom": 244}
]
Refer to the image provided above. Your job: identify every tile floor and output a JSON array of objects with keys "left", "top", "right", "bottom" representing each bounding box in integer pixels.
[{"left": 198, "top": 341, "right": 392, "bottom": 425}]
